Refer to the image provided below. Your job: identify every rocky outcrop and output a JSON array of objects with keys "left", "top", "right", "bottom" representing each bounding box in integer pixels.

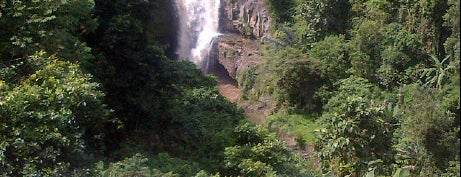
[
  {"left": 215, "top": 0, "right": 270, "bottom": 81},
  {"left": 216, "top": 34, "right": 263, "bottom": 79},
  {"left": 220, "top": 0, "right": 271, "bottom": 38}
]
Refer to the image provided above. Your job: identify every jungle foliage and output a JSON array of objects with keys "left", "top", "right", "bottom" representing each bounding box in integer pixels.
[
  {"left": 243, "top": 0, "right": 460, "bottom": 176},
  {"left": 0, "top": 0, "right": 459, "bottom": 176},
  {"left": 0, "top": 0, "right": 308, "bottom": 176}
]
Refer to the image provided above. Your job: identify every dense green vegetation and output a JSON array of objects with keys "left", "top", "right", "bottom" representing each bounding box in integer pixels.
[
  {"left": 0, "top": 0, "right": 308, "bottom": 176},
  {"left": 0, "top": 0, "right": 459, "bottom": 176},
  {"left": 238, "top": 0, "right": 459, "bottom": 176}
]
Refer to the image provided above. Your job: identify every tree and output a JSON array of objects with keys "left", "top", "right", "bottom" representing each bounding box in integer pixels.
[
  {"left": 443, "top": 0, "right": 460, "bottom": 62},
  {"left": 348, "top": 20, "right": 384, "bottom": 82},
  {"left": 316, "top": 76, "right": 396, "bottom": 176},
  {"left": 396, "top": 0, "right": 449, "bottom": 57},
  {"left": 86, "top": 0, "right": 180, "bottom": 136},
  {"left": 393, "top": 83, "right": 460, "bottom": 175},
  {"left": 223, "top": 122, "right": 308, "bottom": 177},
  {"left": 276, "top": 57, "right": 320, "bottom": 110},
  {"left": 0, "top": 53, "right": 115, "bottom": 176},
  {"left": 363, "top": 0, "right": 392, "bottom": 22},
  {"left": 158, "top": 86, "right": 243, "bottom": 171},
  {"left": 309, "top": 35, "right": 350, "bottom": 86},
  {"left": 293, "top": 0, "right": 351, "bottom": 50},
  {"left": 377, "top": 23, "right": 421, "bottom": 88},
  {"left": 259, "top": 46, "right": 321, "bottom": 110},
  {"left": 264, "top": 0, "right": 296, "bottom": 24},
  {"left": 0, "top": 0, "right": 96, "bottom": 63},
  {"left": 95, "top": 153, "right": 180, "bottom": 177}
]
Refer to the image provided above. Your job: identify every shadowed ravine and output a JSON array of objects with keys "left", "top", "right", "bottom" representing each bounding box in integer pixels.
[
  {"left": 210, "top": 65, "right": 317, "bottom": 161},
  {"left": 175, "top": 0, "right": 315, "bottom": 162},
  {"left": 208, "top": 63, "right": 241, "bottom": 103}
]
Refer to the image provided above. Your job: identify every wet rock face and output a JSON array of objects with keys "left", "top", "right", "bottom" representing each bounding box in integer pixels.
[
  {"left": 214, "top": 0, "right": 269, "bottom": 85},
  {"left": 211, "top": 0, "right": 272, "bottom": 104},
  {"left": 220, "top": 0, "right": 271, "bottom": 38},
  {"left": 216, "top": 35, "right": 263, "bottom": 79}
]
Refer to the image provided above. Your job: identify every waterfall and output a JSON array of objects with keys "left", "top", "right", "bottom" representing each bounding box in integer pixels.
[{"left": 175, "top": 0, "right": 221, "bottom": 71}]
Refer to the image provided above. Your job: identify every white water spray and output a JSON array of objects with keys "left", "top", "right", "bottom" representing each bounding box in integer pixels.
[{"left": 175, "top": 0, "right": 221, "bottom": 70}]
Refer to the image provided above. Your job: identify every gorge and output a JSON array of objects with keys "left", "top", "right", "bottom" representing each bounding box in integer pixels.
[
  {"left": 174, "top": 0, "right": 271, "bottom": 103},
  {"left": 2, "top": 0, "right": 457, "bottom": 175}
]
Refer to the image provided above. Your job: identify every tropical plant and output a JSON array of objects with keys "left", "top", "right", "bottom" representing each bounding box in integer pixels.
[
  {"left": 223, "top": 122, "right": 309, "bottom": 177},
  {"left": 420, "top": 54, "right": 459, "bottom": 88},
  {"left": 316, "top": 76, "right": 396, "bottom": 176},
  {"left": 0, "top": 53, "right": 115, "bottom": 176}
]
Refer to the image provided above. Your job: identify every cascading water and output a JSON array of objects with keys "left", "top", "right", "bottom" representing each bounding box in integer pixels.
[{"left": 175, "top": 0, "right": 221, "bottom": 71}]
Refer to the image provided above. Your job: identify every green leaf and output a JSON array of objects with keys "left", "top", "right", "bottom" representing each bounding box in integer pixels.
[
  {"left": 365, "top": 169, "right": 375, "bottom": 177},
  {"left": 323, "top": 171, "right": 337, "bottom": 177},
  {"left": 393, "top": 168, "right": 410, "bottom": 177}
]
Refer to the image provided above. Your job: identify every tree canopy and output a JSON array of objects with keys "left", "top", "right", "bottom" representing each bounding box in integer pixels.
[
  {"left": 0, "top": 0, "right": 459, "bottom": 176},
  {"left": 242, "top": 0, "right": 460, "bottom": 176}
]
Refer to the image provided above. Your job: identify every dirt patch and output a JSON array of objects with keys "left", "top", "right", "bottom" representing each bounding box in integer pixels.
[
  {"left": 217, "top": 78, "right": 240, "bottom": 103},
  {"left": 208, "top": 61, "right": 241, "bottom": 103},
  {"left": 210, "top": 36, "right": 318, "bottom": 166},
  {"left": 213, "top": 68, "right": 319, "bottom": 165}
]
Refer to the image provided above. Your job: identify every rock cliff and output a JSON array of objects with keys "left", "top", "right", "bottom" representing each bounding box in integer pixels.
[
  {"left": 220, "top": 0, "right": 271, "bottom": 38},
  {"left": 216, "top": 34, "right": 263, "bottom": 79},
  {"left": 210, "top": 0, "right": 275, "bottom": 119},
  {"left": 215, "top": 0, "right": 270, "bottom": 80}
]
